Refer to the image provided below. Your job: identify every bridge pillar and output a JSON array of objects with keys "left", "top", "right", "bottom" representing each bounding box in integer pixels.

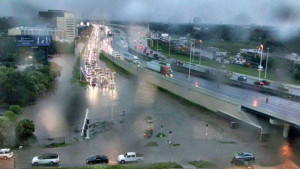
[{"left": 283, "top": 124, "right": 290, "bottom": 138}]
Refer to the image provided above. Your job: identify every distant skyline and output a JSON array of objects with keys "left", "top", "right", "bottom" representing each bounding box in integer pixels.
[{"left": 1, "top": 0, "right": 300, "bottom": 27}]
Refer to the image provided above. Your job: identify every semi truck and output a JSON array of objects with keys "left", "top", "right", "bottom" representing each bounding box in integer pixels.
[
  {"left": 146, "top": 60, "right": 173, "bottom": 77},
  {"left": 123, "top": 53, "right": 140, "bottom": 66}
]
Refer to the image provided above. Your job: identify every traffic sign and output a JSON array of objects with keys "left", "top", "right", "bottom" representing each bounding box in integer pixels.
[{"left": 16, "top": 35, "right": 52, "bottom": 47}]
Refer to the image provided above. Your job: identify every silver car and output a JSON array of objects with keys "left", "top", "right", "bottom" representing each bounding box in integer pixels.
[{"left": 32, "top": 153, "right": 59, "bottom": 166}]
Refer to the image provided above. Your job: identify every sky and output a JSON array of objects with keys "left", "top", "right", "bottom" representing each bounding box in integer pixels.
[{"left": 0, "top": 0, "right": 300, "bottom": 26}]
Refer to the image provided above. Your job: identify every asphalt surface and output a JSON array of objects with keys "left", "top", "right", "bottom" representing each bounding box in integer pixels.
[{"left": 110, "top": 27, "right": 300, "bottom": 126}]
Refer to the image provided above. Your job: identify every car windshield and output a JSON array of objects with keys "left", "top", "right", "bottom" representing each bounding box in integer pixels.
[{"left": 1, "top": 1, "right": 300, "bottom": 169}]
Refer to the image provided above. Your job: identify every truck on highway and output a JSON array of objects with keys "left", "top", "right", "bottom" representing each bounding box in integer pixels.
[
  {"left": 123, "top": 53, "right": 140, "bottom": 66},
  {"left": 117, "top": 152, "right": 144, "bottom": 164},
  {"left": 146, "top": 60, "right": 173, "bottom": 77}
]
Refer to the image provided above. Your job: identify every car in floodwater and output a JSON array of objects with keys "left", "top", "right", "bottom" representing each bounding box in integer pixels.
[
  {"left": 32, "top": 153, "right": 59, "bottom": 166},
  {"left": 234, "top": 152, "right": 255, "bottom": 161},
  {"left": 86, "top": 155, "right": 109, "bottom": 164}
]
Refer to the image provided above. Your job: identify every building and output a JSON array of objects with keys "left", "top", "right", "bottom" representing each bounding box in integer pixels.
[
  {"left": 193, "top": 17, "right": 201, "bottom": 26},
  {"left": 8, "top": 27, "right": 64, "bottom": 41},
  {"left": 39, "top": 9, "right": 76, "bottom": 42}
]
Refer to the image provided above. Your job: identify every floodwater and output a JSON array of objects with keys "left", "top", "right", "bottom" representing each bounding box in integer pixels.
[{"left": 18, "top": 43, "right": 300, "bottom": 168}]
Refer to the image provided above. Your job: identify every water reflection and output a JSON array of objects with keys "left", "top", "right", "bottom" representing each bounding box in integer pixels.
[
  {"left": 87, "top": 86, "right": 99, "bottom": 104},
  {"left": 281, "top": 142, "right": 292, "bottom": 158},
  {"left": 253, "top": 98, "right": 258, "bottom": 107}
]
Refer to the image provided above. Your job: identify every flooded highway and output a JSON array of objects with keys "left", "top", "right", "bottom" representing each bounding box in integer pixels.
[{"left": 16, "top": 26, "right": 300, "bottom": 169}]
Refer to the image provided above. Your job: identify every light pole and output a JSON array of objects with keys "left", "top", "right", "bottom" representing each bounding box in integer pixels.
[
  {"left": 169, "top": 131, "right": 172, "bottom": 144},
  {"left": 199, "top": 40, "right": 202, "bottom": 65},
  {"left": 168, "top": 36, "right": 171, "bottom": 58},
  {"left": 156, "top": 37, "right": 159, "bottom": 52},
  {"left": 111, "top": 97, "right": 114, "bottom": 121},
  {"left": 188, "top": 39, "right": 194, "bottom": 83},
  {"left": 192, "top": 44, "right": 195, "bottom": 62},
  {"left": 258, "top": 45, "right": 263, "bottom": 81},
  {"left": 264, "top": 48, "right": 269, "bottom": 79},
  {"left": 160, "top": 125, "right": 163, "bottom": 137}
]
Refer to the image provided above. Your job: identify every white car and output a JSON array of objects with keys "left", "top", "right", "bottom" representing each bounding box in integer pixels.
[
  {"left": 32, "top": 153, "right": 60, "bottom": 166},
  {"left": 0, "top": 148, "right": 13, "bottom": 160}
]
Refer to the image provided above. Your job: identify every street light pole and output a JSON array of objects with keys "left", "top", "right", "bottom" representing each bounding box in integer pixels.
[
  {"left": 258, "top": 45, "right": 263, "bottom": 81},
  {"left": 188, "top": 41, "right": 193, "bottom": 83},
  {"left": 265, "top": 48, "right": 269, "bottom": 79},
  {"left": 168, "top": 36, "right": 171, "bottom": 58},
  {"left": 192, "top": 45, "right": 195, "bottom": 62},
  {"left": 199, "top": 40, "right": 202, "bottom": 65},
  {"left": 156, "top": 37, "right": 159, "bottom": 52},
  {"left": 111, "top": 97, "right": 114, "bottom": 121}
]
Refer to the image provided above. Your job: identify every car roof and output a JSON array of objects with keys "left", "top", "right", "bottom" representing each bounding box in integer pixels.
[
  {"left": 127, "top": 152, "right": 135, "bottom": 155},
  {"left": 41, "top": 153, "right": 58, "bottom": 156},
  {"left": 0, "top": 148, "right": 10, "bottom": 152}
]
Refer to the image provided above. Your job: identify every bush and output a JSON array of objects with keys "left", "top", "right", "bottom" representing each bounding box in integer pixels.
[
  {"left": 16, "top": 119, "right": 35, "bottom": 139},
  {"left": 9, "top": 105, "right": 23, "bottom": 114},
  {"left": 3, "top": 111, "right": 17, "bottom": 122}
]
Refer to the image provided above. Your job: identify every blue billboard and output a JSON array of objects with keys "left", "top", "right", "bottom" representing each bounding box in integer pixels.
[{"left": 16, "top": 35, "right": 52, "bottom": 47}]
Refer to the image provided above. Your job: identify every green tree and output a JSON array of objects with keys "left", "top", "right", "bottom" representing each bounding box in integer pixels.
[
  {"left": 3, "top": 111, "right": 17, "bottom": 122},
  {"left": 0, "top": 66, "right": 27, "bottom": 105},
  {"left": 16, "top": 119, "right": 35, "bottom": 139},
  {"left": 9, "top": 105, "right": 23, "bottom": 114},
  {"left": 0, "top": 117, "right": 11, "bottom": 146}
]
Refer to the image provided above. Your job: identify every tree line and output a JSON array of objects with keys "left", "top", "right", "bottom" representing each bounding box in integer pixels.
[{"left": 149, "top": 23, "right": 300, "bottom": 54}]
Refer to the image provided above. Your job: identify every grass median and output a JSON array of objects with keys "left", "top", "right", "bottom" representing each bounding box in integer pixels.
[{"left": 71, "top": 56, "right": 89, "bottom": 87}]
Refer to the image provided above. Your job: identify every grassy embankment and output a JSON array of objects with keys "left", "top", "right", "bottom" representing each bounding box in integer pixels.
[
  {"left": 148, "top": 40, "right": 300, "bottom": 85},
  {"left": 189, "top": 160, "right": 219, "bottom": 169},
  {"left": 72, "top": 43, "right": 89, "bottom": 86},
  {"left": 37, "top": 162, "right": 183, "bottom": 169}
]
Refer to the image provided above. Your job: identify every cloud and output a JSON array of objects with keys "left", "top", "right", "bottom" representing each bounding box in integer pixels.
[{"left": 1, "top": 0, "right": 300, "bottom": 27}]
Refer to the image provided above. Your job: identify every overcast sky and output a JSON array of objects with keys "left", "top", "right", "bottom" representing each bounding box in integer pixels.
[{"left": 1, "top": 0, "right": 300, "bottom": 26}]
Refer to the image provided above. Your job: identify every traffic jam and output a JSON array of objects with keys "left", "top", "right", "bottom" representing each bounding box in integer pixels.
[{"left": 83, "top": 25, "right": 115, "bottom": 89}]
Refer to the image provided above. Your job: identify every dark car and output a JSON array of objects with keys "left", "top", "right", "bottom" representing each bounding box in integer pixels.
[
  {"left": 231, "top": 158, "right": 254, "bottom": 169},
  {"left": 254, "top": 81, "right": 264, "bottom": 86},
  {"left": 143, "top": 129, "right": 153, "bottom": 138},
  {"left": 261, "top": 80, "right": 270, "bottom": 85},
  {"left": 238, "top": 76, "right": 247, "bottom": 82},
  {"left": 86, "top": 155, "right": 108, "bottom": 164}
]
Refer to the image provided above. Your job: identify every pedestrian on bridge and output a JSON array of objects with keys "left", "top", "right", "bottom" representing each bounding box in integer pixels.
[{"left": 266, "top": 96, "right": 269, "bottom": 103}]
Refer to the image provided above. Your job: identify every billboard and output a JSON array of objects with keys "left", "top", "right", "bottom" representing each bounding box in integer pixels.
[{"left": 16, "top": 35, "right": 52, "bottom": 47}]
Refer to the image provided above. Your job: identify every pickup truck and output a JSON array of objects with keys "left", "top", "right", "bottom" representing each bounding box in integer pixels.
[{"left": 117, "top": 152, "right": 144, "bottom": 164}]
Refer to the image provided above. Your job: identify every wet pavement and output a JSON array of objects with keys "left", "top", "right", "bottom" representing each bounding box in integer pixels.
[
  {"left": 112, "top": 26, "right": 300, "bottom": 126},
  {"left": 14, "top": 27, "right": 300, "bottom": 169}
]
